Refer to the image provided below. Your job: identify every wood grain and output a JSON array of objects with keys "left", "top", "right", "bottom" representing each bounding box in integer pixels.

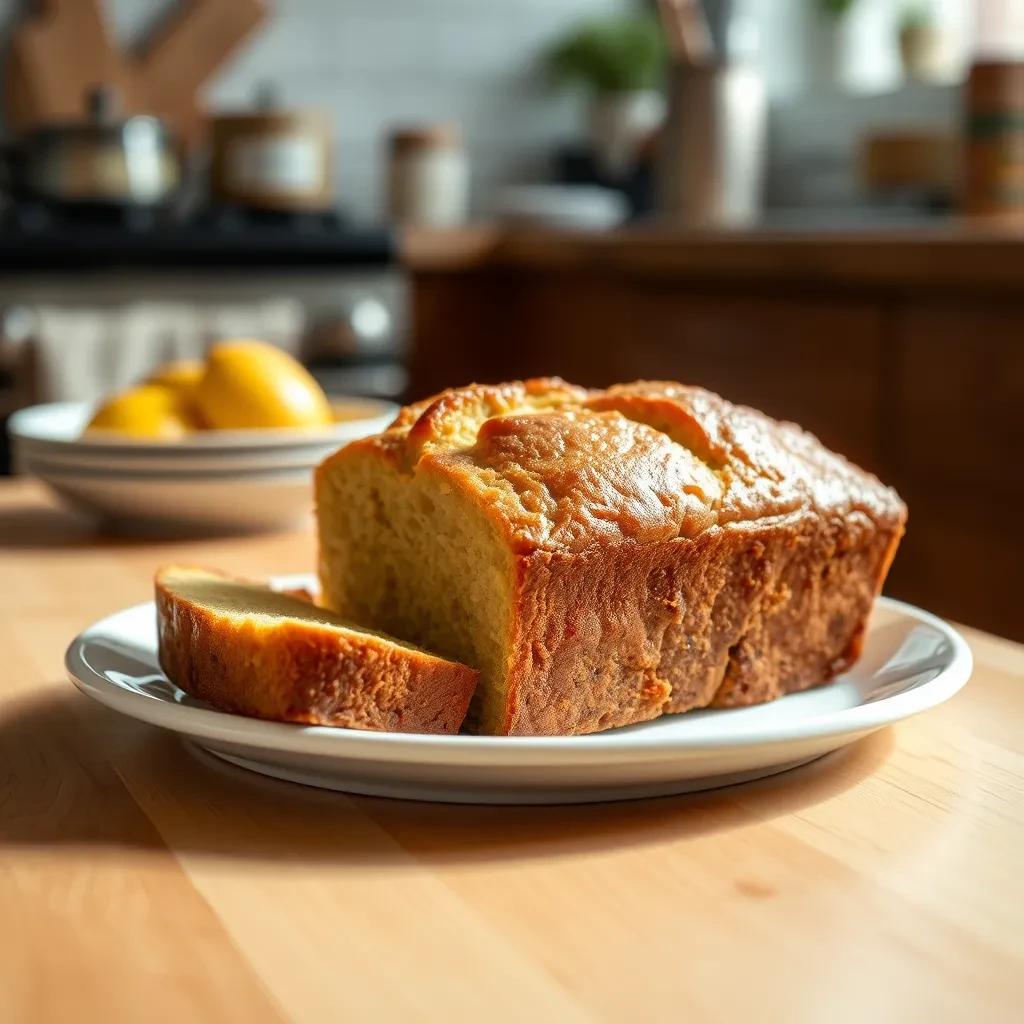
[{"left": 0, "top": 478, "right": 1022, "bottom": 1023}]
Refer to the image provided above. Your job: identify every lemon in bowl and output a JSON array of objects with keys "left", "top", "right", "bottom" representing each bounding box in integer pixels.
[
  {"left": 82, "top": 342, "right": 337, "bottom": 440},
  {"left": 146, "top": 359, "right": 206, "bottom": 394},
  {"left": 195, "top": 340, "right": 334, "bottom": 430},
  {"left": 85, "top": 384, "right": 199, "bottom": 440}
]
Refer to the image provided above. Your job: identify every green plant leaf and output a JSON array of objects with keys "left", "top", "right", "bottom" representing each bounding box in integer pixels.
[
  {"left": 544, "top": 14, "right": 667, "bottom": 96},
  {"left": 818, "top": 0, "right": 858, "bottom": 16}
]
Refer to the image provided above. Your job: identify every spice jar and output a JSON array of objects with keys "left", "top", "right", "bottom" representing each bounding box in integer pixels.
[
  {"left": 387, "top": 124, "right": 469, "bottom": 227},
  {"left": 962, "top": 2, "right": 1024, "bottom": 221},
  {"left": 963, "top": 60, "right": 1024, "bottom": 220}
]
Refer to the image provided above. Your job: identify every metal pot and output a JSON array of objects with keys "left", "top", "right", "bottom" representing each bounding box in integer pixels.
[
  {"left": 209, "top": 83, "right": 334, "bottom": 213},
  {"left": 3, "top": 86, "right": 181, "bottom": 208}
]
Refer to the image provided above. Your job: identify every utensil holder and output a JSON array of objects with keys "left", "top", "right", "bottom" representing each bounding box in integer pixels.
[{"left": 657, "top": 61, "right": 766, "bottom": 227}]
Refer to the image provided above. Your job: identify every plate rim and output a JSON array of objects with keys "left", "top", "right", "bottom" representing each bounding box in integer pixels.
[{"left": 65, "top": 594, "right": 973, "bottom": 767}]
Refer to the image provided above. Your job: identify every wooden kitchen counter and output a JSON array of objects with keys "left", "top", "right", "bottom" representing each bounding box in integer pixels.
[
  {"left": 1, "top": 477, "right": 1022, "bottom": 1022},
  {"left": 403, "top": 221, "right": 1024, "bottom": 293}
]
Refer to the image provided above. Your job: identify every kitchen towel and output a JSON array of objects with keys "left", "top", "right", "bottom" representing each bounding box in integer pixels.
[{"left": 0, "top": 298, "right": 305, "bottom": 405}]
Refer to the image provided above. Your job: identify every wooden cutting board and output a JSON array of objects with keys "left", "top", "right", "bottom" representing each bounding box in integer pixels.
[
  {"left": 136, "top": 0, "right": 268, "bottom": 146},
  {"left": 4, "top": 0, "right": 267, "bottom": 147},
  {"left": 4, "top": 0, "right": 132, "bottom": 131}
]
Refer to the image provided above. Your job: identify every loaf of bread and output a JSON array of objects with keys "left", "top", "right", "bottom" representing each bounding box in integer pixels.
[
  {"left": 155, "top": 566, "right": 477, "bottom": 734},
  {"left": 316, "top": 379, "right": 906, "bottom": 736}
]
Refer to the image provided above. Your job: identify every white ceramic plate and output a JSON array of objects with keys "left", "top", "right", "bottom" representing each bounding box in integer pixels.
[{"left": 65, "top": 580, "right": 972, "bottom": 804}]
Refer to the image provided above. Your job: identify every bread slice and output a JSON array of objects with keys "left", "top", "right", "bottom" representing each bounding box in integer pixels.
[
  {"left": 155, "top": 566, "right": 477, "bottom": 734},
  {"left": 316, "top": 378, "right": 906, "bottom": 736}
]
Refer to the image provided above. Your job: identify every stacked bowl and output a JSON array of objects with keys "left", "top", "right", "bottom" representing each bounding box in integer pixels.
[{"left": 9, "top": 398, "right": 397, "bottom": 534}]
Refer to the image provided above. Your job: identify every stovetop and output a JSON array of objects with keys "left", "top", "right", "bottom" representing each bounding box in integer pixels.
[{"left": 0, "top": 201, "right": 395, "bottom": 272}]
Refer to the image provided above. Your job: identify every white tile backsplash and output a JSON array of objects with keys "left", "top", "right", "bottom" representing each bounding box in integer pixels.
[{"left": 0, "top": 0, "right": 633, "bottom": 221}]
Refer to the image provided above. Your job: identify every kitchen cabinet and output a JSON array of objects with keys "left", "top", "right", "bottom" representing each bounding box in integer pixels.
[
  {"left": 891, "top": 306, "right": 1024, "bottom": 640},
  {"left": 404, "top": 226, "right": 1024, "bottom": 640}
]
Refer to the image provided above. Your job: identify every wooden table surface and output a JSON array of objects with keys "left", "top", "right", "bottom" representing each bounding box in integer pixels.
[{"left": 2, "top": 477, "right": 1022, "bottom": 1023}]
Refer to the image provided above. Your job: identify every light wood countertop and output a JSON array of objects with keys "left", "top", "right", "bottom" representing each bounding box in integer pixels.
[{"left": 1, "top": 477, "right": 1022, "bottom": 1022}]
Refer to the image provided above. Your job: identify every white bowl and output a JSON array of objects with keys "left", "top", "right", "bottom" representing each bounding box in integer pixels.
[
  {"left": 9, "top": 398, "right": 397, "bottom": 534},
  {"left": 36, "top": 464, "right": 320, "bottom": 534}
]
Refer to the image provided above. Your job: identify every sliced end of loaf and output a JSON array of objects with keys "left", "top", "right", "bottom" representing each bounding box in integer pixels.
[
  {"left": 155, "top": 566, "right": 477, "bottom": 734},
  {"left": 316, "top": 448, "right": 517, "bottom": 734}
]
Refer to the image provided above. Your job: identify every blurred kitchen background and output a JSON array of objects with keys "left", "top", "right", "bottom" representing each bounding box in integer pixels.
[{"left": 0, "top": 0, "right": 1022, "bottom": 639}]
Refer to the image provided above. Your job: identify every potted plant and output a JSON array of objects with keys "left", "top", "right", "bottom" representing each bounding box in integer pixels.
[
  {"left": 899, "top": 3, "right": 944, "bottom": 83},
  {"left": 545, "top": 14, "right": 667, "bottom": 176}
]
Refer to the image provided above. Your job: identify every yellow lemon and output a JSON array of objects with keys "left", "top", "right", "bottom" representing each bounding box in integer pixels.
[
  {"left": 146, "top": 359, "right": 205, "bottom": 393},
  {"left": 195, "top": 340, "right": 333, "bottom": 430},
  {"left": 85, "top": 385, "right": 196, "bottom": 440}
]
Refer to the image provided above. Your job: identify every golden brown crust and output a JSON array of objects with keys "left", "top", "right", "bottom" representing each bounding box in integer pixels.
[
  {"left": 317, "top": 378, "right": 907, "bottom": 736},
  {"left": 155, "top": 567, "right": 477, "bottom": 735}
]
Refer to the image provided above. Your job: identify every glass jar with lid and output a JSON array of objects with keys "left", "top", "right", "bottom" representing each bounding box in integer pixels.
[{"left": 387, "top": 123, "right": 469, "bottom": 227}]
